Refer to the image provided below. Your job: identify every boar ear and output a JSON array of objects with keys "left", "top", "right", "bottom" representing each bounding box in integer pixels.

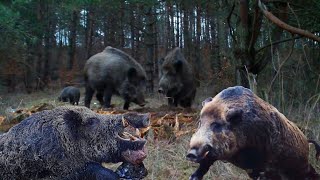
[
  {"left": 127, "top": 67, "right": 137, "bottom": 78},
  {"left": 202, "top": 97, "right": 212, "bottom": 107},
  {"left": 226, "top": 109, "right": 243, "bottom": 124},
  {"left": 63, "top": 110, "right": 83, "bottom": 128},
  {"left": 174, "top": 60, "right": 183, "bottom": 72}
]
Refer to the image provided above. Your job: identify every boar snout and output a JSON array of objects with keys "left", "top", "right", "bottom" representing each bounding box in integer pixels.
[
  {"left": 187, "top": 144, "right": 213, "bottom": 163},
  {"left": 136, "top": 100, "right": 147, "bottom": 107}
]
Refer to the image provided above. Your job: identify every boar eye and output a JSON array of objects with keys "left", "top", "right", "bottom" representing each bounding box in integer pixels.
[{"left": 211, "top": 122, "right": 223, "bottom": 132}]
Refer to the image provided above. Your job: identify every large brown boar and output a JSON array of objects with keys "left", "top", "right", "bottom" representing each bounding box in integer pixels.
[
  {"left": 84, "top": 46, "right": 147, "bottom": 110},
  {"left": 158, "top": 47, "right": 196, "bottom": 108},
  {"left": 187, "top": 86, "right": 320, "bottom": 180}
]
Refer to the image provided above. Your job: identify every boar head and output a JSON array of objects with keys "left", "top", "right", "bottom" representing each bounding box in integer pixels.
[
  {"left": 158, "top": 60, "right": 184, "bottom": 97},
  {"left": 120, "top": 67, "right": 147, "bottom": 108},
  {"left": 65, "top": 110, "right": 149, "bottom": 165},
  {"left": 187, "top": 97, "right": 243, "bottom": 163},
  {"left": 186, "top": 97, "right": 244, "bottom": 180}
]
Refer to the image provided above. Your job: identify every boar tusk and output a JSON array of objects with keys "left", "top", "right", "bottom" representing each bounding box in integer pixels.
[
  {"left": 122, "top": 116, "right": 129, "bottom": 127},
  {"left": 136, "top": 128, "right": 141, "bottom": 138},
  {"left": 203, "top": 151, "right": 209, "bottom": 158},
  {"left": 123, "top": 132, "right": 138, "bottom": 141}
]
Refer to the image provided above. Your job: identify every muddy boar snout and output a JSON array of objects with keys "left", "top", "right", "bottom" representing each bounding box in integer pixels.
[{"left": 186, "top": 144, "right": 213, "bottom": 163}]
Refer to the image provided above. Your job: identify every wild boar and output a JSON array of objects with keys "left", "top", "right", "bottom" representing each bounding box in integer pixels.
[
  {"left": 0, "top": 106, "right": 149, "bottom": 179},
  {"left": 187, "top": 86, "right": 320, "bottom": 180},
  {"left": 84, "top": 46, "right": 147, "bottom": 110},
  {"left": 58, "top": 86, "right": 80, "bottom": 105},
  {"left": 158, "top": 47, "right": 196, "bottom": 108}
]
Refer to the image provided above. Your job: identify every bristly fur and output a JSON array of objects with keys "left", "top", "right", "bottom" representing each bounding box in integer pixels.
[
  {"left": 158, "top": 47, "right": 196, "bottom": 107},
  {"left": 0, "top": 106, "right": 146, "bottom": 179},
  {"left": 84, "top": 46, "right": 147, "bottom": 109},
  {"left": 189, "top": 86, "right": 320, "bottom": 180}
]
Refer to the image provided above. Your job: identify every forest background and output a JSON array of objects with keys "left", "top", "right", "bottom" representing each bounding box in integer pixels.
[
  {"left": 1, "top": 0, "right": 320, "bottom": 179},
  {"left": 0, "top": 0, "right": 319, "bottom": 127}
]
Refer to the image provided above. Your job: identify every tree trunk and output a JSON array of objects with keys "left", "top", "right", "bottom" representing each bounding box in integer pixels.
[
  {"left": 182, "top": 1, "right": 190, "bottom": 58},
  {"left": 119, "top": 0, "right": 125, "bottom": 47},
  {"left": 169, "top": 2, "right": 175, "bottom": 48},
  {"left": 85, "top": 7, "right": 94, "bottom": 59},
  {"left": 130, "top": 3, "right": 136, "bottom": 58},
  {"left": 103, "top": 15, "right": 108, "bottom": 46},
  {"left": 43, "top": 2, "right": 52, "bottom": 87},
  {"left": 176, "top": 4, "right": 180, "bottom": 47},
  {"left": 165, "top": 2, "right": 171, "bottom": 51},
  {"left": 35, "top": 0, "right": 44, "bottom": 90},
  {"left": 194, "top": 0, "right": 202, "bottom": 82},
  {"left": 68, "top": 10, "right": 78, "bottom": 71},
  {"left": 145, "top": 7, "right": 155, "bottom": 93}
]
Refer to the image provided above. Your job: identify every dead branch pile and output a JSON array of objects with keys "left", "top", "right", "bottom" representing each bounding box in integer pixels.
[{"left": 0, "top": 105, "right": 199, "bottom": 142}]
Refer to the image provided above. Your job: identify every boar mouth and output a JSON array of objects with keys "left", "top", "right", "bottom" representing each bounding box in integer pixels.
[
  {"left": 186, "top": 145, "right": 215, "bottom": 163},
  {"left": 118, "top": 116, "right": 148, "bottom": 164},
  {"left": 117, "top": 116, "right": 147, "bottom": 142},
  {"left": 137, "top": 102, "right": 146, "bottom": 107}
]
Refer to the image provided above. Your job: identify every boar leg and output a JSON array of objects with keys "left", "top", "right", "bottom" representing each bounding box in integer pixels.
[
  {"left": 173, "top": 97, "right": 178, "bottom": 107},
  {"left": 85, "top": 85, "right": 95, "bottom": 108},
  {"left": 190, "top": 159, "right": 214, "bottom": 180},
  {"left": 96, "top": 91, "right": 104, "bottom": 106},
  {"left": 168, "top": 97, "right": 178, "bottom": 107},
  {"left": 180, "top": 97, "right": 192, "bottom": 108},
  {"left": 69, "top": 96, "right": 75, "bottom": 105},
  {"left": 123, "top": 101, "right": 130, "bottom": 110},
  {"left": 103, "top": 88, "right": 113, "bottom": 108},
  {"left": 168, "top": 98, "right": 174, "bottom": 106}
]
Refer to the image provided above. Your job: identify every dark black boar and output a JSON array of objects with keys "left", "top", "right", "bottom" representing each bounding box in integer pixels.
[
  {"left": 0, "top": 106, "right": 149, "bottom": 179},
  {"left": 187, "top": 86, "right": 320, "bottom": 180},
  {"left": 158, "top": 47, "right": 196, "bottom": 108},
  {"left": 58, "top": 86, "right": 80, "bottom": 105},
  {"left": 84, "top": 46, "right": 147, "bottom": 110}
]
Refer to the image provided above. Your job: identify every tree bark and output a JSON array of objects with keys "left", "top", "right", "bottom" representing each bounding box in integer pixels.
[
  {"left": 194, "top": 0, "right": 202, "bottom": 82},
  {"left": 85, "top": 7, "right": 94, "bottom": 59},
  {"left": 68, "top": 10, "right": 78, "bottom": 71},
  {"left": 35, "top": 0, "right": 44, "bottom": 90},
  {"left": 43, "top": 2, "right": 52, "bottom": 87},
  {"left": 182, "top": 1, "right": 190, "bottom": 58},
  {"left": 145, "top": 7, "right": 155, "bottom": 93},
  {"left": 176, "top": 4, "right": 180, "bottom": 47},
  {"left": 258, "top": 0, "right": 320, "bottom": 42}
]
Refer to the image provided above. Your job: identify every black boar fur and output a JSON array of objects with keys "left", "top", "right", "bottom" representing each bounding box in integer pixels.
[
  {"left": 158, "top": 47, "right": 196, "bottom": 108},
  {"left": 0, "top": 106, "right": 149, "bottom": 179},
  {"left": 84, "top": 46, "right": 147, "bottom": 110},
  {"left": 58, "top": 86, "right": 80, "bottom": 105}
]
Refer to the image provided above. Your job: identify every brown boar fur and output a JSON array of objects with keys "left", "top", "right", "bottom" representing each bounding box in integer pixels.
[{"left": 188, "top": 86, "right": 319, "bottom": 180}]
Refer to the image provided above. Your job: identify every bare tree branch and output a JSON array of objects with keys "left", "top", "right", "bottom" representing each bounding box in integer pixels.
[
  {"left": 256, "top": 35, "right": 301, "bottom": 53},
  {"left": 258, "top": 0, "right": 320, "bottom": 42},
  {"left": 267, "top": 34, "right": 294, "bottom": 94},
  {"left": 248, "top": 1, "right": 263, "bottom": 52}
]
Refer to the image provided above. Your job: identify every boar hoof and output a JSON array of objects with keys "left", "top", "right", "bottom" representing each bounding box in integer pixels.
[{"left": 189, "top": 174, "right": 202, "bottom": 180}]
